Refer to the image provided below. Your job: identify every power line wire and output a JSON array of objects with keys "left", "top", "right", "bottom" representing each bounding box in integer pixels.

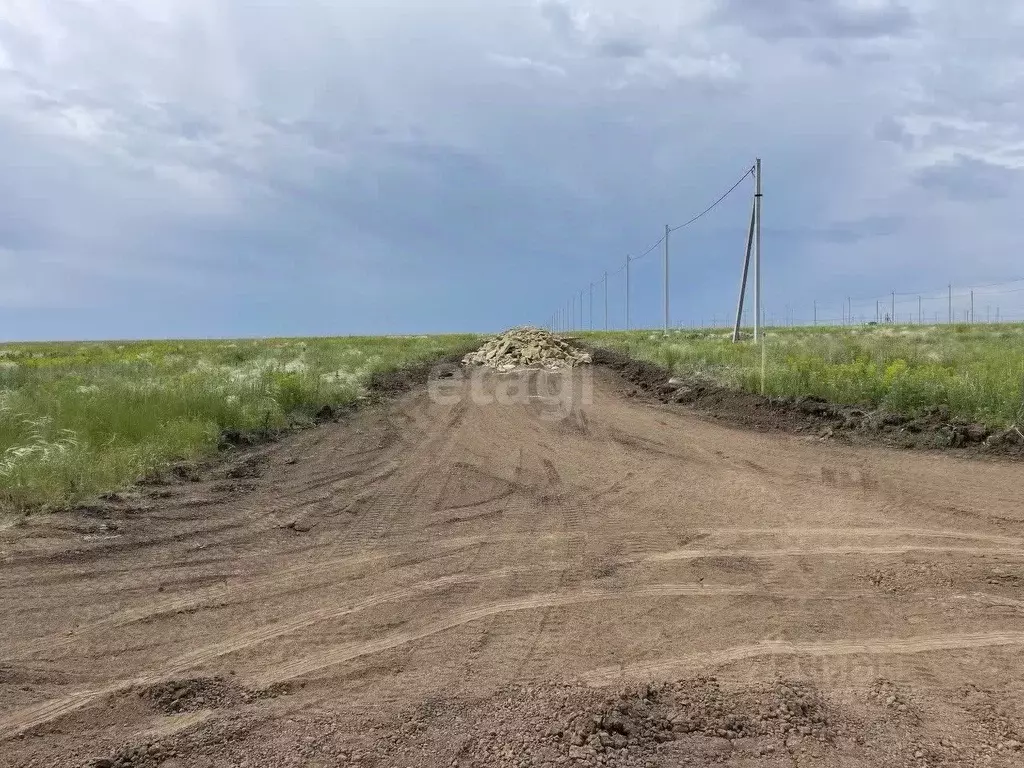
[
  {"left": 669, "top": 166, "right": 755, "bottom": 233},
  {"left": 553, "top": 163, "right": 757, "bottom": 327},
  {"left": 630, "top": 235, "right": 666, "bottom": 263}
]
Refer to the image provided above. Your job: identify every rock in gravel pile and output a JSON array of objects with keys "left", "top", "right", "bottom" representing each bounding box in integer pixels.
[{"left": 462, "top": 327, "right": 592, "bottom": 373}]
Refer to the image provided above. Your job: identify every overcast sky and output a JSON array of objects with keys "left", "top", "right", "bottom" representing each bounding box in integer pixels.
[{"left": 2, "top": 0, "right": 1023, "bottom": 339}]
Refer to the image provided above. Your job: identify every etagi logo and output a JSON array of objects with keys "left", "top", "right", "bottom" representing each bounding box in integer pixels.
[{"left": 427, "top": 363, "right": 593, "bottom": 421}]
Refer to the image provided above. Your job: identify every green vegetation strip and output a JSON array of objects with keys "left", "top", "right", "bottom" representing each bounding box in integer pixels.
[
  {"left": 0, "top": 335, "right": 478, "bottom": 512},
  {"left": 585, "top": 324, "right": 1024, "bottom": 430}
]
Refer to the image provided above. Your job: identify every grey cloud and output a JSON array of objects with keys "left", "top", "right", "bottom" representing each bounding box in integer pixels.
[
  {"left": 2, "top": 0, "right": 1024, "bottom": 331},
  {"left": 874, "top": 116, "right": 914, "bottom": 148},
  {"left": 916, "top": 155, "right": 1023, "bottom": 201},
  {"left": 770, "top": 215, "right": 905, "bottom": 245},
  {"left": 596, "top": 37, "right": 648, "bottom": 59},
  {"left": 537, "top": 0, "right": 579, "bottom": 42},
  {"left": 715, "top": 0, "right": 917, "bottom": 40}
]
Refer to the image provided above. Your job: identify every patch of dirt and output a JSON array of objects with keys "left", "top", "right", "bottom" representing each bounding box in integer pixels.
[
  {"left": 138, "top": 677, "right": 245, "bottom": 715},
  {"left": 137, "top": 677, "right": 290, "bottom": 716},
  {"left": 223, "top": 456, "right": 266, "bottom": 480},
  {"left": 590, "top": 346, "right": 1024, "bottom": 457},
  {"left": 84, "top": 677, "right": 1024, "bottom": 767},
  {"left": 3, "top": 363, "right": 1024, "bottom": 767}
]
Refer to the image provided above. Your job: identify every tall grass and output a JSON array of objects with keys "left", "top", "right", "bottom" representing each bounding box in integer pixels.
[
  {"left": 585, "top": 324, "right": 1024, "bottom": 428},
  {"left": 0, "top": 335, "right": 477, "bottom": 512}
]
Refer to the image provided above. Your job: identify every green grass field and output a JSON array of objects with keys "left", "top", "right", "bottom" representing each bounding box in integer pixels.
[
  {"left": 0, "top": 335, "right": 477, "bottom": 512},
  {"left": 585, "top": 323, "right": 1024, "bottom": 431}
]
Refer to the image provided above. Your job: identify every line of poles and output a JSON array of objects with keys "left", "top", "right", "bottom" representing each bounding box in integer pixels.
[
  {"left": 545, "top": 160, "right": 763, "bottom": 343},
  {"left": 750, "top": 285, "right": 1018, "bottom": 328}
]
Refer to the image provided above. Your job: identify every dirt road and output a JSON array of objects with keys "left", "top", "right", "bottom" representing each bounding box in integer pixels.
[{"left": 2, "top": 366, "right": 1023, "bottom": 767}]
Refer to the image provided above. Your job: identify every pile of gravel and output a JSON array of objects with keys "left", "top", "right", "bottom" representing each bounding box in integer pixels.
[{"left": 462, "top": 327, "right": 592, "bottom": 373}]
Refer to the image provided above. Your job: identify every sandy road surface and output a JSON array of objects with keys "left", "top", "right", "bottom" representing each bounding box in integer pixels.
[{"left": 1, "top": 367, "right": 1023, "bottom": 767}]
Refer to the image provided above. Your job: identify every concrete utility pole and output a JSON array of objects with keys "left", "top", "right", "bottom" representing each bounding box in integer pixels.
[
  {"left": 664, "top": 224, "right": 670, "bottom": 335},
  {"left": 971, "top": 290, "right": 975, "bottom": 323},
  {"left": 918, "top": 295, "right": 922, "bottom": 324},
  {"left": 604, "top": 271, "right": 608, "bottom": 330},
  {"left": 875, "top": 300, "right": 879, "bottom": 324},
  {"left": 813, "top": 300, "right": 817, "bottom": 326},
  {"left": 589, "top": 282, "right": 594, "bottom": 330},
  {"left": 753, "top": 159, "right": 763, "bottom": 343},
  {"left": 579, "top": 289, "right": 584, "bottom": 330},
  {"left": 891, "top": 292, "right": 895, "bottom": 325},
  {"left": 625, "top": 255, "right": 631, "bottom": 331},
  {"left": 948, "top": 284, "right": 952, "bottom": 323},
  {"left": 731, "top": 198, "right": 756, "bottom": 342}
]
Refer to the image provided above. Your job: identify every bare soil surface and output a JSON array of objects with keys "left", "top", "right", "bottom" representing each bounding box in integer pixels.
[{"left": 2, "top": 365, "right": 1024, "bottom": 767}]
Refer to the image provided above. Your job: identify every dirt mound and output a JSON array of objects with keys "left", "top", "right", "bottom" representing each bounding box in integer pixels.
[
  {"left": 137, "top": 676, "right": 288, "bottom": 715},
  {"left": 463, "top": 327, "right": 591, "bottom": 372},
  {"left": 138, "top": 677, "right": 243, "bottom": 714}
]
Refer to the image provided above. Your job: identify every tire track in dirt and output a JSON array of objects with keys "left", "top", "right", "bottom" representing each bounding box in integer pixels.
[
  {"left": 15, "top": 533, "right": 1019, "bottom": 658},
  {"left": 0, "top": 582, "right": 755, "bottom": 740},
  {"left": 645, "top": 545, "right": 1024, "bottom": 563},
  {"left": 582, "top": 631, "right": 1024, "bottom": 685},
  {"left": 5, "top": 542, "right": 475, "bottom": 658},
  {"left": 254, "top": 583, "right": 764, "bottom": 686},
  {"left": 684, "top": 527, "right": 1024, "bottom": 545},
  {"left": 5, "top": 368, "right": 1024, "bottom": 765},
  {"left": 510, "top": 450, "right": 580, "bottom": 678}
]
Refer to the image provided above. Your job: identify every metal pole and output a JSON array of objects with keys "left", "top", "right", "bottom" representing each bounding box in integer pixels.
[
  {"left": 663, "top": 224, "right": 670, "bottom": 335},
  {"left": 589, "top": 280, "right": 595, "bottom": 332},
  {"left": 625, "top": 255, "right": 631, "bottom": 331},
  {"left": 604, "top": 271, "right": 608, "bottom": 330},
  {"left": 732, "top": 199, "right": 756, "bottom": 342},
  {"left": 753, "top": 159, "right": 762, "bottom": 343}
]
